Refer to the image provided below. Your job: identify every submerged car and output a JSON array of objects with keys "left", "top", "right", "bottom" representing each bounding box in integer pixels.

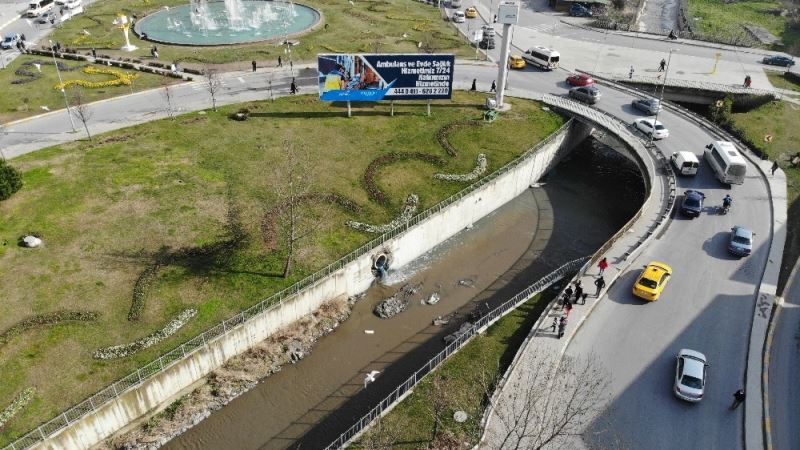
[
  {"left": 680, "top": 190, "right": 705, "bottom": 218},
  {"left": 569, "top": 86, "right": 601, "bottom": 104},
  {"left": 633, "top": 118, "right": 669, "bottom": 139},
  {"left": 632, "top": 261, "right": 672, "bottom": 301},
  {"left": 728, "top": 226, "right": 755, "bottom": 257},
  {"left": 674, "top": 349, "right": 708, "bottom": 402}
]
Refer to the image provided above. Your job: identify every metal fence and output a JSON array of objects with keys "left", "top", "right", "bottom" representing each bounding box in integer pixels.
[
  {"left": 2, "top": 119, "right": 574, "bottom": 450},
  {"left": 321, "top": 257, "right": 589, "bottom": 450}
]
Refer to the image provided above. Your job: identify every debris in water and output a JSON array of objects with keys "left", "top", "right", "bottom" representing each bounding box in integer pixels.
[
  {"left": 433, "top": 316, "right": 449, "bottom": 326},
  {"left": 458, "top": 278, "right": 475, "bottom": 288},
  {"left": 364, "top": 330, "right": 375, "bottom": 334},
  {"left": 426, "top": 292, "right": 441, "bottom": 305}
]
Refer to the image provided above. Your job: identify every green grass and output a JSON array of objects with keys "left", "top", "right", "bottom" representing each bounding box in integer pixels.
[
  {"left": 353, "top": 288, "right": 557, "bottom": 449},
  {"left": 0, "top": 92, "right": 564, "bottom": 444},
  {"left": 766, "top": 71, "right": 800, "bottom": 93},
  {"left": 0, "top": 54, "right": 182, "bottom": 123},
  {"left": 730, "top": 100, "right": 800, "bottom": 291},
  {"left": 687, "top": 0, "right": 800, "bottom": 54},
  {"left": 47, "top": 0, "right": 472, "bottom": 66}
]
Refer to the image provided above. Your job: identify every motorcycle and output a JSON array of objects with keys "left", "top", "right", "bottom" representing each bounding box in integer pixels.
[{"left": 721, "top": 203, "right": 731, "bottom": 215}]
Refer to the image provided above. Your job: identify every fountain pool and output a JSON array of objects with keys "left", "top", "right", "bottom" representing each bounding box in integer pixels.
[{"left": 134, "top": 0, "right": 320, "bottom": 46}]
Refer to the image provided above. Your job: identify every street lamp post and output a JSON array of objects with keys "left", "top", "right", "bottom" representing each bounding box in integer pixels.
[
  {"left": 49, "top": 40, "right": 77, "bottom": 132},
  {"left": 494, "top": 1, "right": 520, "bottom": 109},
  {"left": 649, "top": 48, "right": 677, "bottom": 147}
]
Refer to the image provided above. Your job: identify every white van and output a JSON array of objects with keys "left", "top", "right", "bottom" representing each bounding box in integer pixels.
[
  {"left": 670, "top": 151, "right": 700, "bottom": 176},
  {"left": 55, "top": 0, "right": 81, "bottom": 9},
  {"left": 522, "top": 46, "right": 560, "bottom": 70},
  {"left": 704, "top": 141, "right": 747, "bottom": 185},
  {"left": 26, "top": 0, "right": 54, "bottom": 17},
  {"left": 450, "top": 0, "right": 462, "bottom": 7}
]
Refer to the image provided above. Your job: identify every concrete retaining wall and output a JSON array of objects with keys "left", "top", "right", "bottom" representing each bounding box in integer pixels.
[{"left": 37, "top": 120, "right": 591, "bottom": 450}]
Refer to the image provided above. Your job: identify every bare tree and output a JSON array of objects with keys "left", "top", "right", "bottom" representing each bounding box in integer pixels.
[
  {"left": 70, "top": 87, "right": 93, "bottom": 141},
  {"left": 203, "top": 66, "right": 222, "bottom": 111},
  {"left": 426, "top": 371, "right": 456, "bottom": 442},
  {"left": 272, "top": 138, "right": 329, "bottom": 278},
  {"left": 486, "top": 351, "right": 612, "bottom": 450},
  {"left": 162, "top": 82, "right": 176, "bottom": 120},
  {"left": 355, "top": 414, "right": 404, "bottom": 450}
]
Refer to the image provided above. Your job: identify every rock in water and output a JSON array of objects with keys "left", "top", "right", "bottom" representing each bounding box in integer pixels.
[
  {"left": 426, "top": 292, "right": 441, "bottom": 305},
  {"left": 374, "top": 294, "right": 409, "bottom": 319}
]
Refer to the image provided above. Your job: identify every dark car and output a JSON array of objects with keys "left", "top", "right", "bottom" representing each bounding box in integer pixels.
[
  {"left": 728, "top": 226, "right": 754, "bottom": 257},
  {"left": 632, "top": 97, "right": 662, "bottom": 115},
  {"left": 762, "top": 55, "right": 795, "bottom": 67},
  {"left": 680, "top": 190, "right": 705, "bottom": 218},
  {"left": 569, "top": 86, "right": 601, "bottom": 104},
  {"left": 479, "top": 36, "right": 496, "bottom": 50},
  {"left": 569, "top": 4, "right": 592, "bottom": 17}
]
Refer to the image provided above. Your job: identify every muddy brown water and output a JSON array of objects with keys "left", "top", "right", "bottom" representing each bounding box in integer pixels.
[{"left": 165, "top": 138, "right": 645, "bottom": 450}]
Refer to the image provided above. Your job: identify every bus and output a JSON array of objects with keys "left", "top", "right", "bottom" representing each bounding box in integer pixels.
[
  {"left": 704, "top": 141, "right": 747, "bottom": 185},
  {"left": 522, "top": 46, "right": 560, "bottom": 70}
]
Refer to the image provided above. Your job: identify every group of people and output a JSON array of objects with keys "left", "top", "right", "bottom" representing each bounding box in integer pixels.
[{"left": 552, "top": 257, "right": 609, "bottom": 339}]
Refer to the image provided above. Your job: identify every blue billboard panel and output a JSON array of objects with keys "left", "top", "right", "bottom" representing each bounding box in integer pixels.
[{"left": 318, "top": 54, "right": 454, "bottom": 102}]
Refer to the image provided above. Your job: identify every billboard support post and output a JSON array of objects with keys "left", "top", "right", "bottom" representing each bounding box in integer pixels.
[
  {"left": 391, "top": 101, "right": 394, "bottom": 117},
  {"left": 347, "top": 100, "right": 352, "bottom": 117},
  {"left": 427, "top": 99, "right": 431, "bottom": 117},
  {"left": 495, "top": 1, "right": 519, "bottom": 108}
]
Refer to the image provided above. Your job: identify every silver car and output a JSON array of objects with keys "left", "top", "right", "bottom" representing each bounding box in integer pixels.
[
  {"left": 728, "top": 226, "right": 754, "bottom": 257},
  {"left": 569, "top": 86, "right": 601, "bottom": 104},
  {"left": 674, "top": 349, "right": 708, "bottom": 402}
]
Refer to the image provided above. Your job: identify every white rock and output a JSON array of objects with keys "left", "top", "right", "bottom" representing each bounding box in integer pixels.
[{"left": 22, "top": 236, "right": 42, "bottom": 247}]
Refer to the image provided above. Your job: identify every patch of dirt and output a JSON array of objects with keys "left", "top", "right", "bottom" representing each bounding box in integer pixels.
[{"left": 101, "top": 296, "right": 356, "bottom": 449}]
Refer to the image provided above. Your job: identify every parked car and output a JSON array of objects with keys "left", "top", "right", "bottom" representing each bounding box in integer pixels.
[
  {"left": 762, "top": 55, "right": 795, "bottom": 67},
  {"left": 566, "top": 73, "right": 594, "bottom": 86},
  {"left": 728, "top": 226, "right": 755, "bottom": 257},
  {"left": 35, "top": 10, "right": 57, "bottom": 23},
  {"left": 1, "top": 33, "right": 20, "bottom": 50},
  {"left": 632, "top": 261, "right": 672, "bottom": 301},
  {"left": 569, "top": 3, "right": 592, "bottom": 17},
  {"left": 674, "top": 349, "right": 708, "bottom": 402},
  {"left": 633, "top": 118, "right": 669, "bottom": 139},
  {"left": 680, "top": 190, "right": 705, "bottom": 218},
  {"left": 508, "top": 54, "right": 526, "bottom": 69},
  {"left": 452, "top": 10, "right": 465, "bottom": 22},
  {"left": 569, "top": 86, "right": 601, "bottom": 104},
  {"left": 479, "top": 36, "right": 495, "bottom": 49},
  {"left": 632, "top": 97, "right": 662, "bottom": 115},
  {"left": 481, "top": 24, "right": 496, "bottom": 37},
  {"left": 465, "top": 6, "right": 477, "bottom": 18}
]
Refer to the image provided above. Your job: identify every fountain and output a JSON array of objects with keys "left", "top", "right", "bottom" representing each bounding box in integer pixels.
[
  {"left": 134, "top": 0, "right": 320, "bottom": 46},
  {"left": 113, "top": 14, "right": 138, "bottom": 52}
]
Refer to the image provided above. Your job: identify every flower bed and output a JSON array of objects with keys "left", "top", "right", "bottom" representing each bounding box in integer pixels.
[
  {"left": 347, "top": 194, "right": 419, "bottom": 234},
  {"left": 93, "top": 309, "right": 197, "bottom": 360},
  {"left": 0, "top": 388, "right": 35, "bottom": 430},
  {"left": 54, "top": 66, "right": 140, "bottom": 90},
  {"left": 0, "top": 311, "right": 99, "bottom": 348},
  {"left": 434, "top": 153, "right": 487, "bottom": 182}
]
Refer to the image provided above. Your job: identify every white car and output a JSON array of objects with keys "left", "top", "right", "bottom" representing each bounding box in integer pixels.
[
  {"left": 452, "top": 10, "right": 465, "bottom": 22},
  {"left": 481, "top": 25, "right": 496, "bottom": 37},
  {"left": 633, "top": 118, "right": 669, "bottom": 139},
  {"left": 674, "top": 349, "right": 708, "bottom": 402}
]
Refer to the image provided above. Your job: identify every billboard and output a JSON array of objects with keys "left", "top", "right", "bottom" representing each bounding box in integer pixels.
[{"left": 317, "top": 54, "right": 454, "bottom": 102}]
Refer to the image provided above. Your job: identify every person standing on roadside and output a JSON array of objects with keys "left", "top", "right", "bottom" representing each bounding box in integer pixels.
[
  {"left": 594, "top": 276, "right": 606, "bottom": 296},
  {"left": 771, "top": 160, "right": 779, "bottom": 175},
  {"left": 252, "top": 60, "right": 257, "bottom": 72},
  {"left": 278, "top": 55, "right": 282, "bottom": 67},
  {"left": 731, "top": 389, "right": 745, "bottom": 409},
  {"left": 658, "top": 58, "right": 666, "bottom": 72},
  {"left": 290, "top": 78, "right": 297, "bottom": 94},
  {"left": 598, "top": 257, "right": 609, "bottom": 275},
  {"left": 574, "top": 283, "right": 583, "bottom": 303}
]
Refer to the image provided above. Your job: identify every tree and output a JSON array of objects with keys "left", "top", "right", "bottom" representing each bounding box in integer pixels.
[
  {"left": 355, "top": 415, "right": 404, "bottom": 450},
  {"left": 485, "top": 351, "right": 612, "bottom": 450},
  {"left": 70, "top": 87, "right": 93, "bottom": 141},
  {"left": 0, "top": 159, "right": 23, "bottom": 201},
  {"left": 272, "top": 138, "right": 330, "bottom": 278},
  {"left": 426, "top": 372, "right": 456, "bottom": 442},
  {"left": 204, "top": 66, "right": 222, "bottom": 111},
  {"left": 162, "top": 83, "right": 176, "bottom": 120}
]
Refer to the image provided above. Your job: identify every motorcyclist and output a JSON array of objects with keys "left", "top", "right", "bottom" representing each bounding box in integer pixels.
[{"left": 723, "top": 194, "right": 733, "bottom": 211}]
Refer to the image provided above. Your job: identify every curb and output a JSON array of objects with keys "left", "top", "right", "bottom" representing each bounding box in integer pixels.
[{"left": 762, "top": 296, "right": 781, "bottom": 450}]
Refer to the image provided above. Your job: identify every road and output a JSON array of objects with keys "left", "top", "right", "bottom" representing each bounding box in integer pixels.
[{"left": 0, "top": 2, "right": 785, "bottom": 449}]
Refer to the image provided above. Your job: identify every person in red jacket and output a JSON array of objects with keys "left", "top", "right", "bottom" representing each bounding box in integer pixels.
[{"left": 598, "top": 257, "right": 609, "bottom": 275}]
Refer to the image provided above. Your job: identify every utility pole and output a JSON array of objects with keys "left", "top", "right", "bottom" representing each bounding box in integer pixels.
[{"left": 495, "top": 1, "right": 519, "bottom": 109}]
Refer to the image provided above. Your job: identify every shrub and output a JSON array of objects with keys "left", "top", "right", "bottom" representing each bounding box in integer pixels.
[{"left": 0, "top": 159, "right": 23, "bottom": 201}]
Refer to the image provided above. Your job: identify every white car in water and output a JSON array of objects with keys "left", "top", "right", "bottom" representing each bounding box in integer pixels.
[{"left": 633, "top": 118, "right": 669, "bottom": 140}]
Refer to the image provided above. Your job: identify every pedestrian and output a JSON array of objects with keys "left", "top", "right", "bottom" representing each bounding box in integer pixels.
[
  {"left": 581, "top": 293, "right": 588, "bottom": 305},
  {"left": 290, "top": 78, "right": 297, "bottom": 94},
  {"left": 557, "top": 322, "right": 566, "bottom": 339},
  {"left": 730, "top": 389, "right": 745, "bottom": 409},
  {"left": 744, "top": 75, "right": 752, "bottom": 88},
  {"left": 594, "top": 276, "right": 606, "bottom": 296},
  {"left": 290, "top": 60, "right": 293, "bottom": 70},
  {"left": 564, "top": 298, "right": 573, "bottom": 315},
  {"left": 564, "top": 285, "right": 573, "bottom": 302},
  {"left": 550, "top": 316, "right": 558, "bottom": 332},
  {"left": 278, "top": 55, "right": 282, "bottom": 67},
  {"left": 470, "top": 78, "right": 477, "bottom": 91},
  {"left": 771, "top": 160, "right": 779, "bottom": 175},
  {"left": 490, "top": 80, "right": 496, "bottom": 92},
  {"left": 574, "top": 284, "right": 583, "bottom": 302},
  {"left": 493, "top": 14, "right": 498, "bottom": 23},
  {"left": 598, "top": 257, "right": 609, "bottom": 275},
  {"left": 91, "top": 47, "right": 96, "bottom": 59},
  {"left": 20, "top": 33, "right": 26, "bottom": 42},
  {"left": 658, "top": 58, "right": 666, "bottom": 72},
  {"left": 629, "top": 65, "right": 634, "bottom": 79},
  {"left": 251, "top": 60, "right": 256, "bottom": 72}
]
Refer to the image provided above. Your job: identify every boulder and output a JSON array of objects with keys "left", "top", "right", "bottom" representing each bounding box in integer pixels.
[
  {"left": 22, "top": 235, "right": 42, "bottom": 248},
  {"left": 374, "top": 294, "right": 409, "bottom": 319}
]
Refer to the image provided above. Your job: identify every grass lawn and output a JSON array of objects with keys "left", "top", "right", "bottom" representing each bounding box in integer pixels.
[
  {"left": 687, "top": 0, "right": 800, "bottom": 54},
  {"left": 353, "top": 288, "right": 558, "bottom": 449},
  {"left": 730, "top": 100, "right": 800, "bottom": 291},
  {"left": 47, "top": 0, "right": 473, "bottom": 66},
  {"left": 766, "top": 71, "right": 800, "bottom": 93},
  {"left": 0, "top": 54, "right": 182, "bottom": 123},
  {"left": 0, "top": 91, "right": 564, "bottom": 444}
]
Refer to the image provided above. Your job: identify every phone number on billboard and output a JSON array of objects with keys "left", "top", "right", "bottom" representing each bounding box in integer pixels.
[{"left": 393, "top": 87, "right": 450, "bottom": 95}]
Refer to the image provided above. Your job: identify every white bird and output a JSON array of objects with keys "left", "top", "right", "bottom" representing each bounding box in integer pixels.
[
  {"left": 364, "top": 370, "right": 380, "bottom": 388},
  {"left": 402, "top": 32, "right": 408, "bottom": 38},
  {"left": 348, "top": 0, "right": 354, "bottom": 5},
  {"left": 40, "top": 106, "right": 50, "bottom": 111},
  {"left": 163, "top": 5, "right": 170, "bottom": 9},
  {"left": 33, "top": 63, "right": 41, "bottom": 72},
  {"left": 82, "top": 29, "right": 91, "bottom": 35}
]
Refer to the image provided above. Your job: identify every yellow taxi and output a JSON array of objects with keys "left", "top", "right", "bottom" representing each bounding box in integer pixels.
[
  {"left": 509, "top": 55, "right": 526, "bottom": 69},
  {"left": 465, "top": 6, "right": 478, "bottom": 18},
  {"left": 632, "top": 261, "right": 672, "bottom": 301}
]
